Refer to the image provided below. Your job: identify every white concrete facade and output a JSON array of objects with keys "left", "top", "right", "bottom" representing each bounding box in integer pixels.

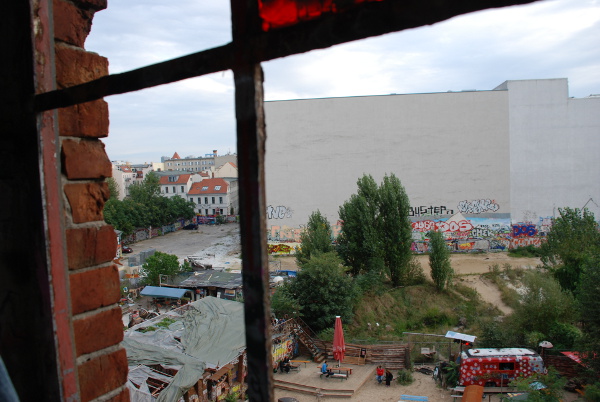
[{"left": 264, "top": 78, "right": 600, "bottom": 251}]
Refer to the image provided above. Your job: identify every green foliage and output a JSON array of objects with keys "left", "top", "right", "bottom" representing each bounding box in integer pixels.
[
  {"left": 140, "top": 251, "right": 188, "bottom": 286},
  {"left": 443, "top": 361, "right": 460, "bottom": 388},
  {"left": 540, "top": 207, "right": 600, "bottom": 294},
  {"left": 296, "top": 210, "right": 333, "bottom": 266},
  {"left": 107, "top": 177, "right": 120, "bottom": 200},
  {"left": 428, "top": 230, "right": 453, "bottom": 291},
  {"left": 156, "top": 317, "right": 176, "bottom": 328},
  {"left": 509, "top": 269, "right": 575, "bottom": 336},
  {"left": 583, "top": 383, "right": 600, "bottom": 401},
  {"left": 577, "top": 253, "right": 600, "bottom": 376},
  {"left": 223, "top": 391, "right": 239, "bottom": 402},
  {"left": 337, "top": 175, "right": 381, "bottom": 277},
  {"left": 509, "top": 245, "right": 544, "bottom": 258},
  {"left": 271, "top": 282, "right": 302, "bottom": 319},
  {"left": 287, "top": 252, "right": 358, "bottom": 332},
  {"left": 103, "top": 172, "right": 195, "bottom": 235},
  {"left": 354, "top": 270, "right": 386, "bottom": 294},
  {"left": 396, "top": 369, "right": 414, "bottom": 385},
  {"left": 547, "top": 322, "right": 581, "bottom": 349},
  {"left": 510, "top": 368, "right": 566, "bottom": 402},
  {"left": 337, "top": 174, "right": 420, "bottom": 286}
]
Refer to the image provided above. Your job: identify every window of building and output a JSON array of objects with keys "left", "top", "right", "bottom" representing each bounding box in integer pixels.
[
  {"left": 204, "top": 197, "right": 208, "bottom": 204},
  {"left": 181, "top": 185, "right": 184, "bottom": 193},
  {"left": 214, "top": 185, "right": 221, "bottom": 190},
  {"left": 219, "top": 196, "right": 223, "bottom": 204},
  {"left": 212, "top": 197, "right": 215, "bottom": 204},
  {"left": 202, "top": 186, "right": 208, "bottom": 191},
  {"left": 165, "top": 187, "right": 168, "bottom": 193},
  {"left": 212, "top": 209, "right": 216, "bottom": 215},
  {"left": 172, "top": 186, "right": 176, "bottom": 193}
]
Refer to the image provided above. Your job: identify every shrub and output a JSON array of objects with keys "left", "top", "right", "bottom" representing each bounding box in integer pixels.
[{"left": 396, "top": 369, "right": 414, "bottom": 385}]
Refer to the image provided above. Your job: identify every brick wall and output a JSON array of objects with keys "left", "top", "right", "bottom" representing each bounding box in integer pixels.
[{"left": 52, "top": 0, "right": 129, "bottom": 400}]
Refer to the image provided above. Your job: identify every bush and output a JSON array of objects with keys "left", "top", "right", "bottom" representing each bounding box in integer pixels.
[
  {"left": 509, "top": 245, "right": 543, "bottom": 258},
  {"left": 584, "top": 383, "right": 600, "bottom": 401},
  {"left": 396, "top": 369, "right": 414, "bottom": 385}
]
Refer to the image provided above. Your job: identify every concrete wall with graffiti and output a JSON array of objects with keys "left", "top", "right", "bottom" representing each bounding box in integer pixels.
[{"left": 264, "top": 79, "right": 599, "bottom": 254}]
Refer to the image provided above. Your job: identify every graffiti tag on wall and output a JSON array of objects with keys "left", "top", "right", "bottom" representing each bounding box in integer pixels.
[
  {"left": 412, "top": 219, "right": 474, "bottom": 233},
  {"left": 512, "top": 224, "right": 537, "bottom": 237},
  {"left": 267, "top": 205, "right": 293, "bottom": 219},
  {"left": 410, "top": 205, "right": 454, "bottom": 217},
  {"left": 458, "top": 199, "right": 500, "bottom": 214}
]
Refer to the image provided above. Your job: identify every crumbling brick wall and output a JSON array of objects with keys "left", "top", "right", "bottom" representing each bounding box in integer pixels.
[{"left": 51, "top": 0, "right": 129, "bottom": 400}]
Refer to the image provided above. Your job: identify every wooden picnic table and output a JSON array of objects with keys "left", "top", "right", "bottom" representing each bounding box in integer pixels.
[
  {"left": 332, "top": 367, "right": 352, "bottom": 375},
  {"left": 290, "top": 360, "right": 310, "bottom": 367}
]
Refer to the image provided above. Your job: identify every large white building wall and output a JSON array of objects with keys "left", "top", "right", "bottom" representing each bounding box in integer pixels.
[
  {"left": 265, "top": 90, "right": 510, "bottom": 241},
  {"left": 501, "top": 79, "right": 600, "bottom": 223}
]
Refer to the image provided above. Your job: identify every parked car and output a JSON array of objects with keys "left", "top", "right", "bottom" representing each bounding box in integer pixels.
[{"left": 122, "top": 245, "right": 133, "bottom": 253}]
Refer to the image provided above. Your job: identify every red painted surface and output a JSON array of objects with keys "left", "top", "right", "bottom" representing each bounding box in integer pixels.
[{"left": 258, "top": 0, "right": 383, "bottom": 31}]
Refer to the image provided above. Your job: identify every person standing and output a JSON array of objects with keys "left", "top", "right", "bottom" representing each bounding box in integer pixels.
[
  {"left": 376, "top": 366, "right": 384, "bottom": 384},
  {"left": 385, "top": 369, "right": 393, "bottom": 387}
]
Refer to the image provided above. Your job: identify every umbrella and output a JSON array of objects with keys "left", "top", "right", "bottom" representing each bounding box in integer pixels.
[{"left": 333, "top": 316, "right": 346, "bottom": 366}]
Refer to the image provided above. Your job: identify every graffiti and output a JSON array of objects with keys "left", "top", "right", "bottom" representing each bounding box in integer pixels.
[
  {"left": 458, "top": 242, "right": 475, "bottom": 250},
  {"left": 412, "top": 220, "right": 474, "bottom": 233},
  {"left": 489, "top": 239, "right": 509, "bottom": 250},
  {"left": 457, "top": 199, "right": 500, "bottom": 214},
  {"left": 512, "top": 224, "right": 537, "bottom": 237},
  {"left": 511, "top": 237, "right": 542, "bottom": 248},
  {"left": 410, "top": 205, "right": 454, "bottom": 217},
  {"left": 411, "top": 242, "right": 429, "bottom": 253},
  {"left": 267, "top": 205, "right": 293, "bottom": 219},
  {"left": 134, "top": 228, "right": 149, "bottom": 242},
  {"left": 268, "top": 225, "right": 303, "bottom": 242},
  {"left": 268, "top": 244, "right": 293, "bottom": 255},
  {"left": 471, "top": 228, "right": 493, "bottom": 238}
]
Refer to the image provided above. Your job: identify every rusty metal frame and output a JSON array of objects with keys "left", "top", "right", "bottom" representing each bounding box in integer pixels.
[{"left": 32, "top": 0, "right": 539, "bottom": 400}]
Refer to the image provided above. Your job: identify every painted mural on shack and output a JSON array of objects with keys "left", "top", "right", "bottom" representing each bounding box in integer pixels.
[{"left": 266, "top": 201, "right": 552, "bottom": 255}]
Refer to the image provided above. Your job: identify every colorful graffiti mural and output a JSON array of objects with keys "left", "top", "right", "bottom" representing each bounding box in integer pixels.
[{"left": 268, "top": 212, "right": 551, "bottom": 254}]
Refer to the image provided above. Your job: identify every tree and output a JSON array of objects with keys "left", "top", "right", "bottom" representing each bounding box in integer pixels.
[
  {"left": 107, "top": 177, "right": 120, "bottom": 200},
  {"left": 128, "top": 171, "right": 161, "bottom": 205},
  {"left": 287, "top": 252, "right": 358, "bottom": 332},
  {"left": 577, "top": 253, "right": 600, "bottom": 376},
  {"left": 140, "top": 251, "right": 189, "bottom": 286},
  {"left": 428, "top": 230, "right": 453, "bottom": 291},
  {"left": 337, "top": 173, "right": 419, "bottom": 286},
  {"left": 271, "top": 282, "right": 302, "bottom": 319},
  {"left": 337, "top": 175, "right": 381, "bottom": 276},
  {"left": 540, "top": 207, "right": 600, "bottom": 293},
  {"left": 295, "top": 210, "right": 333, "bottom": 266},
  {"left": 378, "top": 174, "right": 414, "bottom": 286}
]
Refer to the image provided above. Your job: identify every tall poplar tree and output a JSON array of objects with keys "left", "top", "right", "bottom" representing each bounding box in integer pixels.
[
  {"left": 428, "top": 230, "right": 453, "bottom": 291},
  {"left": 295, "top": 210, "right": 333, "bottom": 266}
]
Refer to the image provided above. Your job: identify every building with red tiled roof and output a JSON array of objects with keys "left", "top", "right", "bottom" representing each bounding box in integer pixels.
[
  {"left": 159, "top": 173, "right": 193, "bottom": 198},
  {"left": 172, "top": 152, "right": 181, "bottom": 159},
  {"left": 187, "top": 178, "right": 238, "bottom": 215}
]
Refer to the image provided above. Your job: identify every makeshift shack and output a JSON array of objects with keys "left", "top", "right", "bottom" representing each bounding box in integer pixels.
[
  {"left": 177, "top": 271, "right": 243, "bottom": 300},
  {"left": 124, "top": 296, "right": 247, "bottom": 401}
]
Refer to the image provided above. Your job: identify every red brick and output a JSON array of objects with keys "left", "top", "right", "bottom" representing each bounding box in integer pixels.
[
  {"left": 58, "top": 99, "right": 109, "bottom": 138},
  {"left": 66, "top": 225, "right": 116, "bottom": 269},
  {"left": 78, "top": 349, "right": 128, "bottom": 402},
  {"left": 64, "top": 182, "right": 109, "bottom": 223},
  {"left": 55, "top": 43, "right": 108, "bottom": 89},
  {"left": 108, "top": 389, "right": 130, "bottom": 402},
  {"left": 72, "top": 0, "right": 107, "bottom": 11},
  {"left": 53, "top": 0, "right": 94, "bottom": 47},
  {"left": 70, "top": 265, "right": 120, "bottom": 314},
  {"left": 62, "top": 139, "right": 112, "bottom": 179},
  {"left": 74, "top": 307, "right": 124, "bottom": 356}
]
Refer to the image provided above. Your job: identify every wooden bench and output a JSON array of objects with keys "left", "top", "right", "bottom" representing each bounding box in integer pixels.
[
  {"left": 319, "top": 372, "right": 348, "bottom": 380},
  {"left": 399, "top": 395, "right": 428, "bottom": 402},
  {"left": 290, "top": 359, "right": 310, "bottom": 367}
]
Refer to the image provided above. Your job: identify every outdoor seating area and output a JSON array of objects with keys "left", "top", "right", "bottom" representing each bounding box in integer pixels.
[{"left": 319, "top": 372, "right": 348, "bottom": 380}]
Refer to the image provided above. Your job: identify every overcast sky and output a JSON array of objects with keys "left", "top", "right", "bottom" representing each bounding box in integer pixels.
[{"left": 86, "top": 0, "right": 600, "bottom": 165}]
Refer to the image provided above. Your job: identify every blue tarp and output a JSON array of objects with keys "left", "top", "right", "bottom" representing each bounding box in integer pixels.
[{"left": 140, "top": 286, "right": 187, "bottom": 299}]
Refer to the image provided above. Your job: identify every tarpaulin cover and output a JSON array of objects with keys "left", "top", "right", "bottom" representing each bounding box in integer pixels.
[
  {"left": 445, "top": 331, "right": 477, "bottom": 343},
  {"left": 140, "top": 286, "right": 187, "bottom": 299},
  {"left": 123, "top": 297, "right": 246, "bottom": 402}
]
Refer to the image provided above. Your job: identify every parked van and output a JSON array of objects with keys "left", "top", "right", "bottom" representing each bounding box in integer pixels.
[{"left": 459, "top": 348, "right": 545, "bottom": 387}]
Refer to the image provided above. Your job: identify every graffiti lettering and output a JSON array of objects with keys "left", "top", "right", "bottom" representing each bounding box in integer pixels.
[
  {"left": 471, "top": 228, "right": 493, "bottom": 238},
  {"left": 268, "top": 244, "right": 293, "bottom": 254},
  {"left": 512, "top": 224, "right": 537, "bottom": 237},
  {"left": 457, "top": 199, "right": 500, "bottom": 214},
  {"left": 511, "top": 237, "right": 542, "bottom": 248},
  {"left": 412, "top": 220, "right": 474, "bottom": 233},
  {"left": 409, "top": 205, "right": 454, "bottom": 217},
  {"left": 267, "top": 205, "right": 293, "bottom": 219}
]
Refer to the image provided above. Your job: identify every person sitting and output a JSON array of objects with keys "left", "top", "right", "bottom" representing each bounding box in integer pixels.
[{"left": 321, "top": 361, "right": 333, "bottom": 377}]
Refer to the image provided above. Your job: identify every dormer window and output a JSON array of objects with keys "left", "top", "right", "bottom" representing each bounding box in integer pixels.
[
  {"left": 214, "top": 186, "right": 221, "bottom": 190},
  {"left": 202, "top": 186, "right": 208, "bottom": 191}
]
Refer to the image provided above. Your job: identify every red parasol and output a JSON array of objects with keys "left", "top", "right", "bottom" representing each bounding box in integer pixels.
[{"left": 333, "top": 316, "right": 346, "bottom": 365}]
